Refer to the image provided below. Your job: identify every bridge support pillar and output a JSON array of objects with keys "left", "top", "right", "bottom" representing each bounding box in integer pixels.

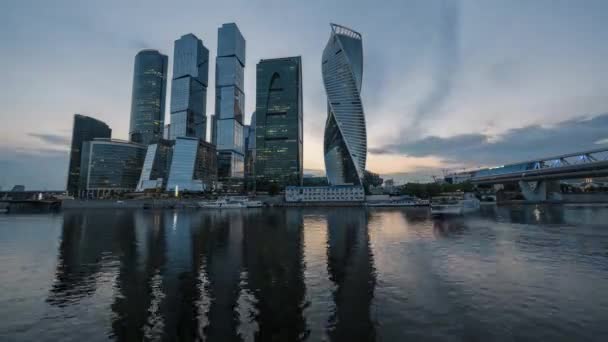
[{"left": 518, "top": 180, "right": 562, "bottom": 202}]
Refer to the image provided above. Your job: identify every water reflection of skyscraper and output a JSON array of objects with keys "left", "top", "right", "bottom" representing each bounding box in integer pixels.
[
  {"left": 199, "top": 210, "right": 244, "bottom": 341},
  {"left": 243, "top": 208, "right": 308, "bottom": 341},
  {"left": 47, "top": 211, "right": 136, "bottom": 307},
  {"left": 48, "top": 209, "right": 377, "bottom": 341},
  {"left": 111, "top": 210, "right": 168, "bottom": 341},
  {"left": 326, "top": 208, "right": 376, "bottom": 341}
]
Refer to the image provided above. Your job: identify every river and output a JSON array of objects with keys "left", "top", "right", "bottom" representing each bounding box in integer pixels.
[{"left": 1, "top": 205, "right": 607, "bottom": 341}]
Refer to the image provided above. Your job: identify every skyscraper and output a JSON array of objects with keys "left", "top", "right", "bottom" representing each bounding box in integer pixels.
[
  {"left": 66, "top": 114, "right": 112, "bottom": 195},
  {"left": 215, "top": 23, "right": 246, "bottom": 179},
  {"left": 254, "top": 57, "right": 303, "bottom": 189},
  {"left": 209, "top": 114, "right": 217, "bottom": 145},
  {"left": 170, "top": 34, "right": 209, "bottom": 140},
  {"left": 129, "top": 50, "right": 168, "bottom": 145},
  {"left": 322, "top": 24, "right": 367, "bottom": 186}
]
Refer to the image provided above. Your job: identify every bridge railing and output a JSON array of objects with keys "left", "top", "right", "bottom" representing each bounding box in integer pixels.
[{"left": 446, "top": 148, "right": 608, "bottom": 181}]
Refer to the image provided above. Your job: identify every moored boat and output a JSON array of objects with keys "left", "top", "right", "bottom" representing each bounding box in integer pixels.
[
  {"left": 199, "top": 199, "right": 246, "bottom": 209},
  {"left": 431, "top": 192, "right": 480, "bottom": 216}
]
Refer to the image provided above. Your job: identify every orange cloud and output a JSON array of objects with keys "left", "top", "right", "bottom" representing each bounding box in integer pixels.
[{"left": 367, "top": 153, "right": 445, "bottom": 174}]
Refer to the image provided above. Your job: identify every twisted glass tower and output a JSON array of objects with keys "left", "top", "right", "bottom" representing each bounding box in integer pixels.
[{"left": 322, "top": 24, "right": 367, "bottom": 185}]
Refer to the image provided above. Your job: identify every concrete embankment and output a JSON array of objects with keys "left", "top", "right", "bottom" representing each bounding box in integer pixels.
[
  {"left": 279, "top": 201, "right": 364, "bottom": 207},
  {"left": 62, "top": 199, "right": 201, "bottom": 209}
]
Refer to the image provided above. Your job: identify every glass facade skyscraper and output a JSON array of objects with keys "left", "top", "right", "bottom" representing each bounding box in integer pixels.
[
  {"left": 322, "top": 24, "right": 367, "bottom": 186},
  {"left": 79, "top": 139, "right": 146, "bottom": 196},
  {"left": 129, "top": 50, "right": 168, "bottom": 145},
  {"left": 215, "top": 23, "right": 246, "bottom": 179},
  {"left": 166, "top": 137, "right": 217, "bottom": 192},
  {"left": 66, "top": 114, "right": 112, "bottom": 195},
  {"left": 254, "top": 57, "right": 303, "bottom": 189},
  {"left": 170, "top": 34, "right": 209, "bottom": 140}
]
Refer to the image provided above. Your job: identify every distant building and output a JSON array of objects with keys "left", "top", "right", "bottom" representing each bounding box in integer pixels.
[
  {"left": 10, "top": 185, "right": 25, "bottom": 192},
  {"left": 215, "top": 23, "right": 246, "bottom": 179},
  {"left": 79, "top": 139, "right": 146, "bottom": 197},
  {"left": 66, "top": 114, "right": 112, "bottom": 196},
  {"left": 254, "top": 57, "right": 303, "bottom": 190},
  {"left": 170, "top": 34, "right": 209, "bottom": 140},
  {"left": 163, "top": 124, "right": 171, "bottom": 140},
  {"left": 209, "top": 114, "right": 217, "bottom": 145},
  {"left": 244, "top": 112, "right": 256, "bottom": 180},
  {"left": 137, "top": 139, "right": 175, "bottom": 191},
  {"left": 166, "top": 137, "right": 217, "bottom": 192},
  {"left": 129, "top": 49, "right": 168, "bottom": 145},
  {"left": 285, "top": 185, "right": 364, "bottom": 202},
  {"left": 323, "top": 24, "right": 367, "bottom": 186}
]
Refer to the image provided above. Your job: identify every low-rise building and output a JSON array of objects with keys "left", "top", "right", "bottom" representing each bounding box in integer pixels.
[
  {"left": 137, "top": 139, "right": 175, "bottom": 191},
  {"left": 79, "top": 139, "right": 146, "bottom": 197},
  {"left": 165, "top": 137, "right": 217, "bottom": 192},
  {"left": 285, "top": 185, "right": 364, "bottom": 202}
]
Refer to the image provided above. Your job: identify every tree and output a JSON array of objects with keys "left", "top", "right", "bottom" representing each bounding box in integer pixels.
[{"left": 363, "top": 170, "right": 383, "bottom": 195}]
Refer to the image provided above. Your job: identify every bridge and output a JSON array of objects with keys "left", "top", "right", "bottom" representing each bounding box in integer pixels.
[{"left": 444, "top": 147, "right": 608, "bottom": 201}]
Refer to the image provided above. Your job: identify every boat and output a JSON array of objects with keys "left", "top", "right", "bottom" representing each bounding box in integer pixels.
[
  {"left": 199, "top": 199, "right": 246, "bottom": 209},
  {"left": 365, "top": 199, "right": 427, "bottom": 207},
  {"left": 245, "top": 200, "right": 264, "bottom": 208},
  {"left": 198, "top": 197, "right": 264, "bottom": 209},
  {"left": 430, "top": 192, "right": 480, "bottom": 216}
]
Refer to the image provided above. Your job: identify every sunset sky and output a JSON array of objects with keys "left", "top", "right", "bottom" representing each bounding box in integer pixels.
[{"left": 2, "top": 0, "right": 608, "bottom": 189}]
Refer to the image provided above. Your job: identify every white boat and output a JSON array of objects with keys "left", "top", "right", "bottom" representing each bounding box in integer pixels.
[
  {"left": 198, "top": 197, "right": 264, "bottom": 209},
  {"left": 245, "top": 200, "right": 264, "bottom": 208},
  {"left": 366, "top": 200, "right": 426, "bottom": 207},
  {"left": 199, "top": 199, "right": 246, "bottom": 209},
  {"left": 431, "top": 192, "right": 480, "bottom": 216}
]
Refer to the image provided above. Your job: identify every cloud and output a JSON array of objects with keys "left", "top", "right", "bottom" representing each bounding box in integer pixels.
[
  {"left": 370, "top": 112, "right": 608, "bottom": 167},
  {"left": 27, "top": 132, "right": 71, "bottom": 146},
  {"left": 410, "top": 0, "right": 460, "bottom": 127}
]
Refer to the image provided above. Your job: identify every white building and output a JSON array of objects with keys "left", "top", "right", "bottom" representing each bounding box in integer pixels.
[{"left": 285, "top": 186, "right": 365, "bottom": 202}]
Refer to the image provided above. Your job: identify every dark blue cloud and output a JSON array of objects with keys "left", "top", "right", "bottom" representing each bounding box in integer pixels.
[
  {"left": 27, "top": 132, "right": 71, "bottom": 146},
  {"left": 370, "top": 113, "right": 608, "bottom": 167}
]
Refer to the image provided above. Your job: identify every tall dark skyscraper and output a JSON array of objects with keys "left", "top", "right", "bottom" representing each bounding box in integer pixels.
[
  {"left": 254, "top": 57, "right": 303, "bottom": 189},
  {"left": 66, "top": 114, "right": 111, "bottom": 195},
  {"left": 215, "top": 23, "right": 246, "bottom": 179},
  {"left": 129, "top": 50, "right": 168, "bottom": 145},
  {"left": 170, "top": 34, "right": 209, "bottom": 140}
]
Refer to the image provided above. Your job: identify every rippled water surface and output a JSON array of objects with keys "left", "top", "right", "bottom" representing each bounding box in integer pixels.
[{"left": 1, "top": 205, "right": 608, "bottom": 341}]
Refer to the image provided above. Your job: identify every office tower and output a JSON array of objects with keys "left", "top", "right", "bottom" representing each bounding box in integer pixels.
[
  {"left": 163, "top": 124, "right": 171, "bottom": 140},
  {"left": 322, "top": 24, "right": 367, "bottom": 186},
  {"left": 66, "top": 114, "right": 112, "bottom": 195},
  {"left": 79, "top": 139, "right": 146, "bottom": 197},
  {"left": 254, "top": 57, "right": 303, "bottom": 189},
  {"left": 215, "top": 23, "right": 246, "bottom": 179},
  {"left": 244, "top": 112, "right": 256, "bottom": 190},
  {"left": 137, "top": 139, "right": 175, "bottom": 191},
  {"left": 170, "top": 34, "right": 209, "bottom": 140},
  {"left": 166, "top": 137, "right": 217, "bottom": 192},
  {"left": 129, "top": 50, "right": 168, "bottom": 145},
  {"left": 209, "top": 114, "right": 217, "bottom": 145}
]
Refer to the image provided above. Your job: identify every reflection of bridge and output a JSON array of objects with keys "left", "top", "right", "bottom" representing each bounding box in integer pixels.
[{"left": 445, "top": 148, "right": 608, "bottom": 201}]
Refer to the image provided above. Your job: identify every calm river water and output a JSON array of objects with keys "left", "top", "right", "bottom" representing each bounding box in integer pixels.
[{"left": 1, "top": 205, "right": 608, "bottom": 341}]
